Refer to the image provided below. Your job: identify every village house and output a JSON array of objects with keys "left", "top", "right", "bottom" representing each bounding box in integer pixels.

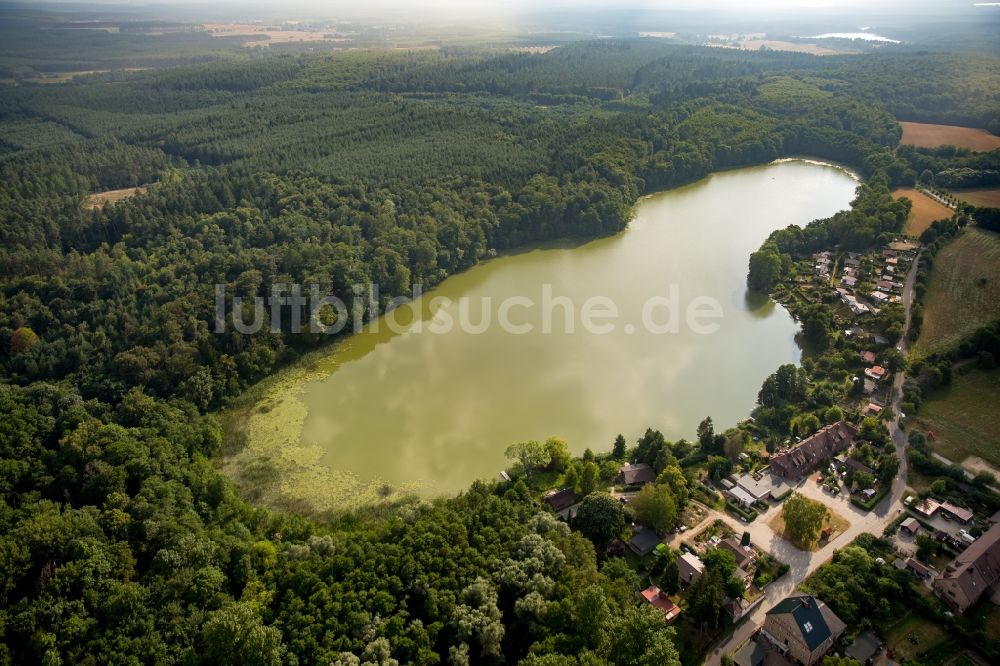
[
  {"left": 728, "top": 472, "right": 792, "bottom": 503},
  {"left": 941, "top": 502, "right": 975, "bottom": 524},
  {"left": 901, "top": 517, "right": 920, "bottom": 535},
  {"left": 628, "top": 527, "right": 662, "bottom": 556},
  {"left": 876, "top": 280, "right": 894, "bottom": 292},
  {"left": 861, "top": 351, "right": 877, "bottom": 364},
  {"left": 718, "top": 537, "right": 757, "bottom": 572},
  {"left": 615, "top": 462, "right": 656, "bottom": 486},
  {"left": 870, "top": 291, "right": 889, "bottom": 303},
  {"left": 769, "top": 422, "right": 857, "bottom": 480},
  {"left": 934, "top": 522, "right": 1000, "bottom": 614},
  {"left": 906, "top": 557, "right": 933, "bottom": 580},
  {"left": 677, "top": 551, "right": 706, "bottom": 586},
  {"left": 760, "top": 594, "right": 846, "bottom": 666},
  {"left": 543, "top": 488, "right": 576, "bottom": 512},
  {"left": 639, "top": 585, "right": 682, "bottom": 622},
  {"left": 865, "top": 366, "right": 887, "bottom": 382},
  {"left": 863, "top": 402, "right": 882, "bottom": 417},
  {"left": 841, "top": 276, "right": 857, "bottom": 288}
]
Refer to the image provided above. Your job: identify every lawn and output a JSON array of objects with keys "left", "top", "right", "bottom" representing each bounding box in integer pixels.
[
  {"left": 899, "top": 121, "right": 1000, "bottom": 152},
  {"left": 884, "top": 613, "right": 951, "bottom": 662},
  {"left": 954, "top": 188, "right": 1000, "bottom": 209},
  {"left": 915, "top": 228, "right": 1000, "bottom": 355},
  {"left": 893, "top": 188, "right": 954, "bottom": 236},
  {"left": 694, "top": 518, "right": 737, "bottom": 544},
  {"left": 909, "top": 367, "right": 1000, "bottom": 469}
]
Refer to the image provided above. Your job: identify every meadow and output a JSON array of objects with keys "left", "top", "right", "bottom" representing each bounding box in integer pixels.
[
  {"left": 909, "top": 367, "right": 1000, "bottom": 470},
  {"left": 915, "top": 228, "right": 1000, "bottom": 354}
]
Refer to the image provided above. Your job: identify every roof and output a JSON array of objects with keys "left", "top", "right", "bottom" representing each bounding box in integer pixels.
[
  {"left": 901, "top": 517, "right": 919, "bottom": 532},
  {"left": 543, "top": 488, "right": 576, "bottom": 511},
  {"left": 769, "top": 422, "right": 857, "bottom": 479},
  {"left": 934, "top": 522, "right": 1000, "bottom": 610},
  {"left": 864, "top": 403, "right": 882, "bottom": 415},
  {"left": 766, "top": 594, "right": 845, "bottom": 653},
  {"left": 639, "top": 585, "right": 681, "bottom": 621},
  {"left": 862, "top": 351, "right": 877, "bottom": 364},
  {"left": 845, "top": 457, "right": 875, "bottom": 476},
  {"left": 677, "top": 552, "right": 705, "bottom": 582},
  {"left": 618, "top": 462, "right": 656, "bottom": 486},
  {"left": 727, "top": 485, "right": 757, "bottom": 506},
  {"left": 629, "top": 527, "right": 662, "bottom": 555},
  {"left": 906, "top": 558, "right": 932, "bottom": 577},
  {"left": 844, "top": 630, "right": 882, "bottom": 663},
  {"left": 733, "top": 637, "right": 768, "bottom": 666},
  {"left": 914, "top": 498, "right": 941, "bottom": 517},
  {"left": 719, "top": 538, "right": 755, "bottom": 568},
  {"left": 868, "top": 366, "right": 886, "bottom": 377},
  {"left": 941, "top": 502, "right": 974, "bottom": 522}
]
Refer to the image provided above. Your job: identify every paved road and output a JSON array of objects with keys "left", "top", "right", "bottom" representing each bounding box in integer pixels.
[{"left": 704, "top": 250, "right": 922, "bottom": 665}]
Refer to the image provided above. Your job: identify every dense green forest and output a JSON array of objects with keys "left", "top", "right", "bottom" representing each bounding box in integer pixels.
[{"left": 1, "top": 25, "right": 999, "bottom": 664}]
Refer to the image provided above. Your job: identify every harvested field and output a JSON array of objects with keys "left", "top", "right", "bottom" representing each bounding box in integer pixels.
[
  {"left": 915, "top": 228, "right": 1000, "bottom": 354},
  {"left": 706, "top": 40, "right": 845, "bottom": 56},
  {"left": 954, "top": 188, "right": 1000, "bottom": 208},
  {"left": 83, "top": 186, "right": 148, "bottom": 209},
  {"left": 892, "top": 187, "right": 954, "bottom": 236},
  {"left": 899, "top": 121, "right": 1000, "bottom": 152}
]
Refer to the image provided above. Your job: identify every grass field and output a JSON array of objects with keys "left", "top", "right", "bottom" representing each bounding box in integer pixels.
[
  {"left": 884, "top": 614, "right": 951, "bottom": 662},
  {"left": 954, "top": 188, "right": 1000, "bottom": 208},
  {"left": 915, "top": 228, "right": 1000, "bottom": 354},
  {"left": 909, "top": 367, "right": 1000, "bottom": 469},
  {"left": 893, "top": 187, "right": 954, "bottom": 236},
  {"left": 899, "top": 121, "right": 1000, "bottom": 152}
]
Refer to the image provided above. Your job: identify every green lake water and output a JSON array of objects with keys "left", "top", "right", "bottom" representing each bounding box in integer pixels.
[{"left": 282, "top": 160, "right": 858, "bottom": 496}]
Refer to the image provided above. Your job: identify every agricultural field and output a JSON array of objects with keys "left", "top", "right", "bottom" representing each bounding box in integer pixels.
[
  {"left": 915, "top": 228, "right": 1000, "bottom": 354},
  {"left": 954, "top": 188, "right": 1000, "bottom": 208},
  {"left": 893, "top": 187, "right": 954, "bottom": 236},
  {"left": 899, "top": 121, "right": 1000, "bottom": 152},
  {"left": 909, "top": 367, "right": 1000, "bottom": 469}
]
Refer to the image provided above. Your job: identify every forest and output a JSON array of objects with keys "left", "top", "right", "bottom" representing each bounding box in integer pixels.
[{"left": 1, "top": 27, "right": 1000, "bottom": 665}]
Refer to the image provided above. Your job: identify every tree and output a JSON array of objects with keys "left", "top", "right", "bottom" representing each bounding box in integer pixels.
[
  {"left": 580, "top": 461, "right": 600, "bottom": 495},
  {"left": 612, "top": 434, "right": 626, "bottom": 459},
  {"left": 706, "top": 455, "right": 732, "bottom": 483},
  {"left": 563, "top": 464, "right": 581, "bottom": 494},
  {"left": 9, "top": 326, "right": 39, "bottom": 355},
  {"left": 202, "top": 602, "right": 286, "bottom": 666},
  {"left": 697, "top": 417, "right": 715, "bottom": 451},
  {"left": 631, "top": 483, "right": 678, "bottom": 533},
  {"left": 801, "top": 304, "right": 832, "bottom": 350},
  {"left": 722, "top": 429, "right": 747, "bottom": 461},
  {"left": 505, "top": 440, "right": 547, "bottom": 478},
  {"left": 781, "top": 493, "right": 828, "bottom": 548},
  {"left": 687, "top": 567, "right": 724, "bottom": 630},
  {"left": 748, "top": 245, "right": 783, "bottom": 293},
  {"left": 574, "top": 493, "right": 626, "bottom": 547},
  {"left": 661, "top": 560, "right": 680, "bottom": 595},
  {"left": 544, "top": 436, "right": 572, "bottom": 472},
  {"left": 657, "top": 465, "right": 688, "bottom": 508},
  {"left": 824, "top": 406, "right": 844, "bottom": 423}
]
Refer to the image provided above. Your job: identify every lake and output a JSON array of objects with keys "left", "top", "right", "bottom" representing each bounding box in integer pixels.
[
  {"left": 231, "top": 159, "right": 859, "bottom": 508},
  {"left": 807, "top": 32, "right": 900, "bottom": 43}
]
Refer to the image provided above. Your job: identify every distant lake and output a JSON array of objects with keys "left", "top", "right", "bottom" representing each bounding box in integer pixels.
[
  {"left": 808, "top": 32, "right": 900, "bottom": 43},
  {"left": 236, "top": 160, "right": 859, "bottom": 504}
]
